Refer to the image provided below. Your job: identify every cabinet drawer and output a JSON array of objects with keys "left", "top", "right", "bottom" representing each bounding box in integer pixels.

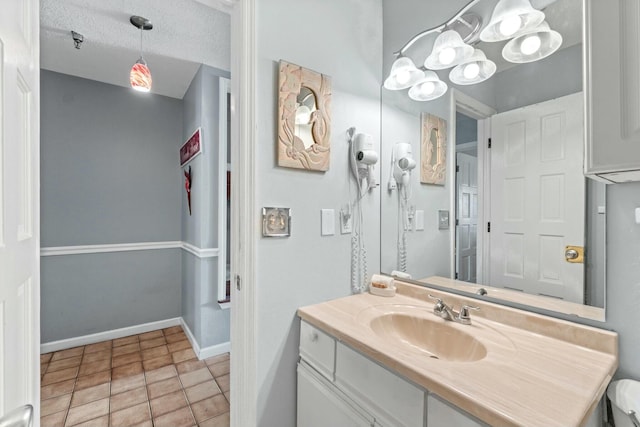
[
  {"left": 427, "top": 394, "right": 488, "bottom": 427},
  {"left": 335, "top": 343, "right": 425, "bottom": 427},
  {"left": 299, "top": 320, "right": 336, "bottom": 381}
]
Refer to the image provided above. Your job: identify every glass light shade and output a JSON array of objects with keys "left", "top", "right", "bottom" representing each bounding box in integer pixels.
[
  {"left": 408, "top": 71, "right": 448, "bottom": 101},
  {"left": 130, "top": 58, "right": 152, "bottom": 92},
  {"left": 502, "top": 22, "right": 562, "bottom": 63},
  {"left": 449, "top": 49, "right": 497, "bottom": 85},
  {"left": 384, "top": 57, "right": 425, "bottom": 90},
  {"left": 479, "top": 0, "right": 545, "bottom": 42},
  {"left": 424, "top": 30, "right": 474, "bottom": 70}
]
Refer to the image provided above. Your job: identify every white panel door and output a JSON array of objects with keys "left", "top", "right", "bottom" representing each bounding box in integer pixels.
[
  {"left": 489, "top": 93, "right": 584, "bottom": 303},
  {"left": 0, "top": 0, "right": 40, "bottom": 420},
  {"left": 456, "top": 152, "right": 478, "bottom": 283}
]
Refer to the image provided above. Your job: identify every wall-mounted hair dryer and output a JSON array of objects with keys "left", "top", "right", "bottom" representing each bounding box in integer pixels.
[
  {"left": 390, "top": 142, "right": 416, "bottom": 190},
  {"left": 350, "top": 132, "right": 379, "bottom": 190}
]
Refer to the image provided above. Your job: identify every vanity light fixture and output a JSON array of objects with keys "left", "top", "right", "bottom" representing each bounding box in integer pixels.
[
  {"left": 384, "top": 0, "right": 563, "bottom": 101},
  {"left": 129, "top": 15, "right": 153, "bottom": 93}
]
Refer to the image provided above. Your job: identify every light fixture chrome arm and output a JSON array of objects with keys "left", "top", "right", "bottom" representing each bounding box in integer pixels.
[{"left": 394, "top": 0, "right": 483, "bottom": 56}]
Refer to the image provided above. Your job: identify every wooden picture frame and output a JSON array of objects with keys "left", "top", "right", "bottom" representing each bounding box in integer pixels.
[
  {"left": 421, "top": 113, "right": 447, "bottom": 185},
  {"left": 180, "top": 127, "right": 202, "bottom": 167},
  {"left": 277, "top": 60, "right": 332, "bottom": 171}
]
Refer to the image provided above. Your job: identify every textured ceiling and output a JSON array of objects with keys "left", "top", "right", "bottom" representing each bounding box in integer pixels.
[{"left": 40, "top": 0, "right": 231, "bottom": 99}]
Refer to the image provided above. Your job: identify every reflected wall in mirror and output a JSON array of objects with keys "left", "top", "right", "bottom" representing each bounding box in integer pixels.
[
  {"left": 380, "top": 0, "right": 606, "bottom": 320},
  {"left": 278, "top": 60, "right": 332, "bottom": 171}
]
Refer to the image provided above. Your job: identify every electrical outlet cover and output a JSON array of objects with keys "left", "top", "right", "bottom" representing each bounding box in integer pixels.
[{"left": 340, "top": 211, "right": 352, "bottom": 234}]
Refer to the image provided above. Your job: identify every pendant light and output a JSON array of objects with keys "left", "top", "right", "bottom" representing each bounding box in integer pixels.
[
  {"left": 384, "top": 56, "right": 425, "bottom": 90},
  {"left": 130, "top": 16, "right": 153, "bottom": 93},
  {"left": 449, "top": 49, "right": 496, "bottom": 85},
  {"left": 408, "top": 71, "right": 448, "bottom": 101},
  {"left": 424, "top": 30, "right": 474, "bottom": 70},
  {"left": 502, "top": 21, "right": 562, "bottom": 63},
  {"left": 479, "top": 0, "right": 545, "bottom": 42}
]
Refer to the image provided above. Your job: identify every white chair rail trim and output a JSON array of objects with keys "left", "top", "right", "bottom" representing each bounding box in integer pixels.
[{"left": 41, "top": 241, "right": 220, "bottom": 258}]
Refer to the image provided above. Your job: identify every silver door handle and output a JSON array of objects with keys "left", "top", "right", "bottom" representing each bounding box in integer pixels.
[{"left": 565, "top": 249, "right": 579, "bottom": 260}]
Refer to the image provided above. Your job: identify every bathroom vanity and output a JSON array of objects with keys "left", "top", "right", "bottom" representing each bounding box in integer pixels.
[{"left": 297, "top": 281, "right": 617, "bottom": 427}]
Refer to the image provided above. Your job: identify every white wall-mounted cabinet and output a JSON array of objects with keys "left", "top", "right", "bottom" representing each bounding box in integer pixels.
[{"left": 585, "top": 0, "right": 640, "bottom": 182}]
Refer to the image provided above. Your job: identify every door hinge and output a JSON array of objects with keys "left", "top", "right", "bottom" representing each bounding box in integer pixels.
[
  {"left": 455, "top": 219, "right": 459, "bottom": 226},
  {"left": 487, "top": 222, "right": 491, "bottom": 232},
  {"left": 456, "top": 164, "right": 460, "bottom": 172},
  {"left": 488, "top": 138, "right": 492, "bottom": 148},
  {"left": 235, "top": 274, "right": 241, "bottom": 291}
]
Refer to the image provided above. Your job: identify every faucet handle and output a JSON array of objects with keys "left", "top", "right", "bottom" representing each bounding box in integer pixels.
[
  {"left": 427, "top": 294, "right": 446, "bottom": 313},
  {"left": 457, "top": 305, "right": 479, "bottom": 324}
]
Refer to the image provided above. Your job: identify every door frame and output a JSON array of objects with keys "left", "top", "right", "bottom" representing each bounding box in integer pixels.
[{"left": 448, "top": 89, "right": 495, "bottom": 284}]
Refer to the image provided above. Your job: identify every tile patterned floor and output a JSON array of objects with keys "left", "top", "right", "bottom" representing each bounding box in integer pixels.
[{"left": 40, "top": 326, "right": 230, "bottom": 427}]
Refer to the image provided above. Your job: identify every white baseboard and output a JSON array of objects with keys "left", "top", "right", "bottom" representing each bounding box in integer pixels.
[
  {"left": 180, "top": 318, "right": 231, "bottom": 360},
  {"left": 40, "top": 318, "right": 182, "bottom": 354}
]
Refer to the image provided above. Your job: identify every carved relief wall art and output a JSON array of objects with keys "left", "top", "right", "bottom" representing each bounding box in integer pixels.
[
  {"left": 278, "top": 60, "right": 332, "bottom": 171},
  {"left": 421, "top": 113, "right": 447, "bottom": 185}
]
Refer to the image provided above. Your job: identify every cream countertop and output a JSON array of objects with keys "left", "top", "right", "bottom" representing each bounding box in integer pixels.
[{"left": 297, "top": 281, "right": 618, "bottom": 427}]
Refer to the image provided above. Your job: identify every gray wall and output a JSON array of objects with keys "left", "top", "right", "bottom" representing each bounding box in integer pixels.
[
  {"left": 181, "top": 65, "right": 230, "bottom": 348},
  {"left": 40, "top": 70, "right": 183, "bottom": 342},
  {"left": 255, "top": 0, "right": 382, "bottom": 425}
]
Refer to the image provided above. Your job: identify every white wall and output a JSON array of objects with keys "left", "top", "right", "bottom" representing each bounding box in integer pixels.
[{"left": 255, "top": 0, "right": 382, "bottom": 425}]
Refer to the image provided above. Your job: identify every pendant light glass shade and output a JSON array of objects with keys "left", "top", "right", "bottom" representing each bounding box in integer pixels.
[
  {"left": 408, "top": 71, "right": 448, "bottom": 101},
  {"left": 130, "top": 57, "right": 152, "bottom": 92},
  {"left": 449, "top": 49, "right": 496, "bottom": 85},
  {"left": 424, "top": 30, "right": 474, "bottom": 70},
  {"left": 502, "top": 22, "right": 562, "bottom": 63},
  {"left": 384, "top": 56, "right": 425, "bottom": 90},
  {"left": 479, "top": 0, "right": 545, "bottom": 42}
]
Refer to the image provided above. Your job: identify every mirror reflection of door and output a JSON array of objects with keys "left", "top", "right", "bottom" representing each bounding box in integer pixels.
[
  {"left": 294, "top": 86, "right": 318, "bottom": 149},
  {"left": 455, "top": 113, "right": 479, "bottom": 283}
]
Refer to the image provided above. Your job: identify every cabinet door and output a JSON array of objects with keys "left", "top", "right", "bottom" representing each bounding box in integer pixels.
[
  {"left": 297, "top": 363, "right": 373, "bottom": 427},
  {"left": 585, "top": 0, "right": 640, "bottom": 182},
  {"left": 427, "top": 395, "right": 489, "bottom": 427}
]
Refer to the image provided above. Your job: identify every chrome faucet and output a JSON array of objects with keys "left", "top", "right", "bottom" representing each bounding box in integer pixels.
[{"left": 428, "top": 295, "right": 479, "bottom": 325}]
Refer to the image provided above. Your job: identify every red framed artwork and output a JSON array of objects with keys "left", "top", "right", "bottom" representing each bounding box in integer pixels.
[{"left": 180, "top": 128, "right": 203, "bottom": 167}]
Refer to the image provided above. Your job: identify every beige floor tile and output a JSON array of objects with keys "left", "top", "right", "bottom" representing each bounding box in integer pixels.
[
  {"left": 190, "top": 394, "right": 229, "bottom": 424},
  {"left": 149, "top": 390, "right": 188, "bottom": 418},
  {"left": 127, "top": 421, "right": 153, "bottom": 427},
  {"left": 110, "top": 386, "right": 148, "bottom": 413},
  {"left": 184, "top": 381, "right": 221, "bottom": 404},
  {"left": 224, "top": 391, "right": 230, "bottom": 403},
  {"left": 111, "top": 373, "right": 145, "bottom": 395},
  {"left": 70, "top": 383, "right": 109, "bottom": 407},
  {"left": 176, "top": 359, "right": 206, "bottom": 375},
  {"left": 112, "top": 342, "right": 140, "bottom": 357},
  {"left": 198, "top": 412, "right": 230, "bottom": 427},
  {"left": 64, "top": 397, "right": 109, "bottom": 427},
  {"left": 112, "top": 361, "right": 143, "bottom": 380},
  {"left": 81, "top": 349, "right": 111, "bottom": 364},
  {"left": 113, "top": 335, "right": 138, "bottom": 347},
  {"left": 41, "top": 353, "right": 53, "bottom": 363},
  {"left": 109, "top": 402, "right": 151, "bottom": 427},
  {"left": 141, "top": 345, "right": 168, "bottom": 361},
  {"left": 152, "top": 406, "right": 195, "bottom": 427},
  {"left": 41, "top": 379, "right": 75, "bottom": 400},
  {"left": 51, "top": 347, "right": 84, "bottom": 362},
  {"left": 42, "top": 367, "right": 79, "bottom": 386},
  {"left": 68, "top": 414, "right": 108, "bottom": 427},
  {"left": 41, "top": 362, "right": 49, "bottom": 376},
  {"left": 74, "top": 370, "right": 110, "bottom": 391},
  {"left": 147, "top": 376, "right": 182, "bottom": 400},
  {"left": 139, "top": 330, "right": 163, "bottom": 341},
  {"left": 179, "top": 367, "right": 213, "bottom": 388},
  {"left": 142, "top": 354, "right": 173, "bottom": 371},
  {"left": 42, "top": 394, "right": 72, "bottom": 417},
  {"left": 112, "top": 351, "right": 142, "bottom": 368},
  {"left": 216, "top": 374, "right": 230, "bottom": 393},
  {"left": 47, "top": 356, "right": 82, "bottom": 373},
  {"left": 144, "top": 364, "right": 177, "bottom": 384},
  {"left": 209, "top": 361, "right": 230, "bottom": 377},
  {"left": 204, "top": 353, "right": 229, "bottom": 366},
  {"left": 171, "top": 348, "right": 196, "bottom": 364},
  {"left": 139, "top": 336, "right": 166, "bottom": 350},
  {"left": 40, "top": 410, "right": 66, "bottom": 427},
  {"left": 83, "top": 341, "right": 111, "bottom": 354},
  {"left": 167, "top": 340, "right": 191, "bottom": 353},
  {"left": 162, "top": 326, "right": 183, "bottom": 336},
  {"left": 78, "top": 359, "right": 110, "bottom": 376},
  {"left": 165, "top": 332, "right": 188, "bottom": 344}
]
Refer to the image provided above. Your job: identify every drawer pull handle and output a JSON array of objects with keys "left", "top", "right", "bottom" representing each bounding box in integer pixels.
[{"left": 309, "top": 331, "right": 319, "bottom": 342}]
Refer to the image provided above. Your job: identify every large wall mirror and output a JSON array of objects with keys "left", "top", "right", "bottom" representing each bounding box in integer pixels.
[{"left": 380, "top": 0, "right": 607, "bottom": 321}]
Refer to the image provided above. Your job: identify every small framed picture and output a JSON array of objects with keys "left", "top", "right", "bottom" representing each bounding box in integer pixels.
[{"left": 262, "top": 207, "right": 291, "bottom": 237}]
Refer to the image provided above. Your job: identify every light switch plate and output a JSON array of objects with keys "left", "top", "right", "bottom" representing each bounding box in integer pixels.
[
  {"left": 438, "top": 210, "right": 449, "bottom": 230},
  {"left": 321, "top": 209, "right": 335, "bottom": 236},
  {"left": 635, "top": 207, "right": 640, "bottom": 224},
  {"left": 415, "top": 210, "right": 425, "bottom": 231}
]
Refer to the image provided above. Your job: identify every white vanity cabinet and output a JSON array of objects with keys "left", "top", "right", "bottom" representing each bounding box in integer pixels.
[
  {"left": 297, "top": 320, "right": 487, "bottom": 427},
  {"left": 585, "top": 0, "right": 640, "bottom": 182}
]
